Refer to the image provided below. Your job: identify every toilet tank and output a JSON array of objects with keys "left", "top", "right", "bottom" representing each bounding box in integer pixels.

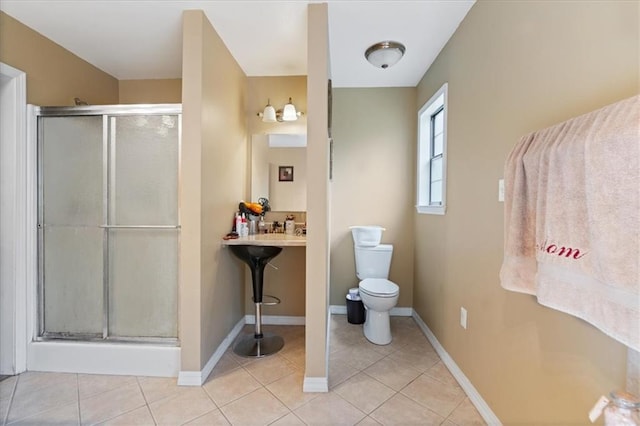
[
  {"left": 350, "top": 225, "right": 385, "bottom": 247},
  {"left": 354, "top": 245, "right": 393, "bottom": 280}
]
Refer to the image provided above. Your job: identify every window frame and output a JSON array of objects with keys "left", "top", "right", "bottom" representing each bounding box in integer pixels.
[{"left": 416, "top": 83, "right": 448, "bottom": 215}]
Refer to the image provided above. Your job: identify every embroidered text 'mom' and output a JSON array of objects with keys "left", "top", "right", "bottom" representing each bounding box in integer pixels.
[{"left": 536, "top": 240, "right": 587, "bottom": 260}]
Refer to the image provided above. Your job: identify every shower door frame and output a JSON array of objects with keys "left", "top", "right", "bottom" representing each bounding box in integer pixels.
[{"left": 35, "top": 104, "right": 182, "bottom": 345}]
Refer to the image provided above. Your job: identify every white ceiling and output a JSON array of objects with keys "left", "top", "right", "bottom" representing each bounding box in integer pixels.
[{"left": 0, "top": 0, "right": 474, "bottom": 88}]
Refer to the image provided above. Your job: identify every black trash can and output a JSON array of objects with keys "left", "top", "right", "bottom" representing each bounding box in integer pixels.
[{"left": 346, "top": 297, "right": 365, "bottom": 324}]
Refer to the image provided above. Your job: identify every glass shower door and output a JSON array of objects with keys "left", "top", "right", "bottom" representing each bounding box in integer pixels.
[
  {"left": 38, "top": 106, "right": 180, "bottom": 342},
  {"left": 106, "top": 114, "right": 179, "bottom": 339},
  {"left": 39, "top": 116, "right": 105, "bottom": 337}
]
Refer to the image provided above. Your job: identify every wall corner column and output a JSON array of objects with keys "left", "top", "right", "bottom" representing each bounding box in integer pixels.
[{"left": 304, "top": 2, "right": 330, "bottom": 392}]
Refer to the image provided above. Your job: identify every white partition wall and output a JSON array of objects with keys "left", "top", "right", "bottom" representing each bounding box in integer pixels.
[{"left": 0, "top": 62, "right": 27, "bottom": 375}]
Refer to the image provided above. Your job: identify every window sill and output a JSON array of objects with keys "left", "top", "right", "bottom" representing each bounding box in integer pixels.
[{"left": 416, "top": 205, "right": 446, "bottom": 215}]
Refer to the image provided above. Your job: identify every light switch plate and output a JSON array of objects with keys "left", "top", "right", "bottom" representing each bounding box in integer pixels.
[
  {"left": 460, "top": 307, "right": 468, "bottom": 329},
  {"left": 498, "top": 179, "right": 505, "bottom": 202}
]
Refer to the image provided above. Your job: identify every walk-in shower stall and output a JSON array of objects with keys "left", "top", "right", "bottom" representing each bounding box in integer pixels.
[{"left": 31, "top": 104, "right": 181, "bottom": 375}]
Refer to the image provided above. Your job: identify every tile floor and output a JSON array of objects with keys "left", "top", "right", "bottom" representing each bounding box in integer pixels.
[{"left": 0, "top": 315, "right": 486, "bottom": 425}]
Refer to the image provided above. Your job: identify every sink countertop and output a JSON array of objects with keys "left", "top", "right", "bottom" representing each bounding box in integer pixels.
[{"left": 222, "top": 233, "right": 306, "bottom": 247}]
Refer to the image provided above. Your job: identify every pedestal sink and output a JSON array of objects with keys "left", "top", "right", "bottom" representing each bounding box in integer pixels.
[{"left": 229, "top": 245, "right": 284, "bottom": 357}]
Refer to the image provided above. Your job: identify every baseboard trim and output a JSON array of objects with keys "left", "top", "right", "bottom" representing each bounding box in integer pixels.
[
  {"left": 329, "top": 305, "right": 413, "bottom": 317},
  {"left": 391, "top": 307, "right": 413, "bottom": 316},
  {"left": 245, "top": 315, "right": 306, "bottom": 325},
  {"left": 177, "top": 317, "right": 245, "bottom": 386},
  {"left": 175, "top": 370, "right": 202, "bottom": 387},
  {"left": 325, "top": 307, "right": 331, "bottom": 387},
  {"left": 330, "top": 305, "right": 347, "bottom": 315},
  {"left": 303, "top": 376, "right": 328, "bottom": 392},
  {"left": 412, "top": 312, "right": 502, "bottom": 425}
]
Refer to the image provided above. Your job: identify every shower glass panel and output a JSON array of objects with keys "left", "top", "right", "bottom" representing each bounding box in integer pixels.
[
  {"left": 108, "top": 229, "right": 178, "bottom": 338},
  {"left": 108, "top": 115, "right": 179, "bottom": 338},
  {"left": 40, "top": 116, "right": 104, "bottom": 336},
  {"left": 37, "top": 105, "right": 181, "bottom": 343},
  {"left": 110, "top": 115, "right": 178, "bottom": 226}
]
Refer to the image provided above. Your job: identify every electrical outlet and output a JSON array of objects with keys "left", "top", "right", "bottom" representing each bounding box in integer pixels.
[{"left": 460, "top": 307, "right": 468, "bottom": 330}]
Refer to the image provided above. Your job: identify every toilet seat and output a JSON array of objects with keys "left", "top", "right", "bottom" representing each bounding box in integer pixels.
[{"left": 359, "top": 278, "right": 399, "bottom": 297}]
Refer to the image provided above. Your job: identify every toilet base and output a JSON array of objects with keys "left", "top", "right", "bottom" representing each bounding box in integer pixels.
[{"left": 363, "top": 309, "right": 392, "bottom": 345}]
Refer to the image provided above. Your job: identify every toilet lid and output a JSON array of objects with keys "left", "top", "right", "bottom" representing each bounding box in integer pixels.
[{"left": 359, "top": 278, "right": 399, "bottom": 297}]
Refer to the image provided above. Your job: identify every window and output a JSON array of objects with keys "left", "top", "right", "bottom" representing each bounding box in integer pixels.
[{"left": 417, "top": 83, "right": 447, "bottom": 215}]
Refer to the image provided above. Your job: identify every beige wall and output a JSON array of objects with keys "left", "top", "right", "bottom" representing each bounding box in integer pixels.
[
  {"left": 414, "top": 1, "right": 639, "bottom": 423},
  {"left": 180, "top": 10, "right": 247, "bottom": 371},
  {"left": 119, "top": 79, "right": 182, "bottom": 104},
  {"left": 305, "top": 3, "right": 330, "bottom": 383},
  {"left": 247, "top": 76, "right": 307, "bottom": 136},
  {"left": 0, "top": 11, "right": 118, "bottom": 105},
  {"left": 330, "top": 88, "right": 416, "bottom": 307}
]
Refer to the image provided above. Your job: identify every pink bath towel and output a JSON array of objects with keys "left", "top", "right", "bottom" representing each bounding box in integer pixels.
[{"left": 500, "top": 95, "right": 640, "bottom": 352}]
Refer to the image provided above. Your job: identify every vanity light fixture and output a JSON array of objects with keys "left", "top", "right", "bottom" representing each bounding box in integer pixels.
[
  {"left": 365, "top": 41, "right": 406, "bottom": 69},
  {"left": 257, "top": 98, "right": 303, "bottom": 122},
  {"left": 260, "top": 99, "right": 277, "bottom": 122}
]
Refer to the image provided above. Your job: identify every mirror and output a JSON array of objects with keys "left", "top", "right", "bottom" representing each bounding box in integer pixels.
[{"left": 251, "top": 134, "right": 307, "bottom": 212}]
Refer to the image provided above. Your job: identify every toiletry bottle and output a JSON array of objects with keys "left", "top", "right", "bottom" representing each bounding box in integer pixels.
[
  {"left": 235, "top": 212, "right": 242, "bottom": 234},
  {"left": 258, "top": 216, "right": 266, "bottom": 234},
  {"left": 241, "top": 213, "right": 248, "bottom": 237},
  {"left": 285, "top": 215, "right": 295, "bottom": 235}
]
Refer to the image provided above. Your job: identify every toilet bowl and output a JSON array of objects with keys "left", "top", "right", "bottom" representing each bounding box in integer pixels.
[
  {"left": 359, "top": 278, "right": 399, "bottom": 345},
  {"left": 350, "top": 227, "right": 400, "bottom": 345}
]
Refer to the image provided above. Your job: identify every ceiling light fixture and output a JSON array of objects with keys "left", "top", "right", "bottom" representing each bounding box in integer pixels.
[
  {"left": 365, "top": 41, "right": 406, "bottom": 69},
  {"left": 257, "top": 98, "right": 303, "bottom": 123}
]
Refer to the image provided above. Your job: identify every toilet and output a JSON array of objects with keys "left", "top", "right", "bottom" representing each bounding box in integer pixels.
[{"left": 350, "top": 226, "right": 400, "bottom": 345}]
